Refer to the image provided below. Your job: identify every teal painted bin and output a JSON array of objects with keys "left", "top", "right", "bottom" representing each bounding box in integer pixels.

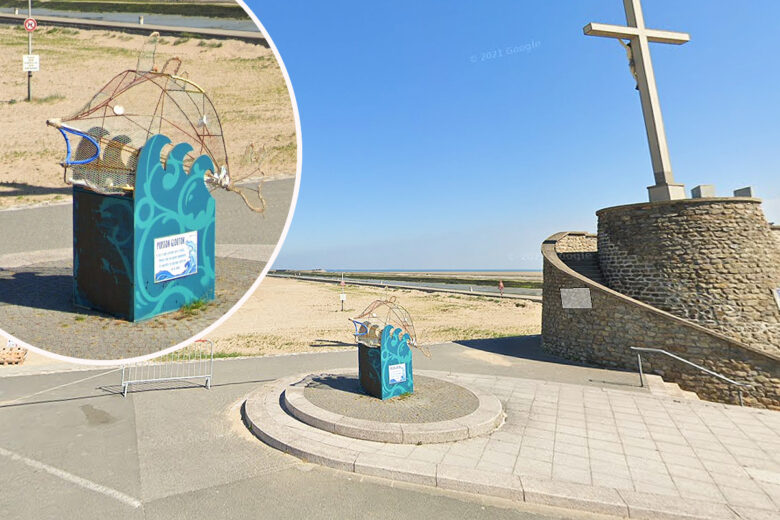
[
  {"left": 73, "top": 133, "right": 216, "bottom": 322},
  {"left": 357, "top": 324, "right": 414, "bottom": 400}
]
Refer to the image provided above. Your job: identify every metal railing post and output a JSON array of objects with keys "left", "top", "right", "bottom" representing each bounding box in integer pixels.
[
  {"left": 629, "top": 347, "right": 751, "bottom": 406},
  {"left": 637, "top": 353, "right": 644, "bottom": 388}
]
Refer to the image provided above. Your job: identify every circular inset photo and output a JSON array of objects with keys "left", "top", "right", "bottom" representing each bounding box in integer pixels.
[{"left": 0, "top": 2, "right": 300, "bottom": 361}]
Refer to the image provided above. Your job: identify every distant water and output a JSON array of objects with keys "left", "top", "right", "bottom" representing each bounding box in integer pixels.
[{"left": 0, "top": 8, "right": 258, "bottom": 32}]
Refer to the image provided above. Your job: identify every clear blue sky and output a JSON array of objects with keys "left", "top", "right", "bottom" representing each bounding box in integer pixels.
[{"left": 247, "top": 0, "right": 780, "bottom": 270}]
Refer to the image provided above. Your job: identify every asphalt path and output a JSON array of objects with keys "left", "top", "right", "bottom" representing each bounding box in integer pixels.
[
  {"left": 0, "top": 338, "right": 637, "bottom": 520},
  {"left": 0, "top": 177, "right": 295, "bottom": 256},
  {"left": 273, "top": 273, "right": 543, "bottom": 299}
]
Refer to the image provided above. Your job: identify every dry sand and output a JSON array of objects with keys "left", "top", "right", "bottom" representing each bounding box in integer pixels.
[
  {"left": 0, "top": 25, "right": 296, "bottom": 208},
  {"left": 208, "top": 277, "right": 542, "bottom": 357},
  {"left": 5, "top": 274, "right": 542, "bottom": 368}
]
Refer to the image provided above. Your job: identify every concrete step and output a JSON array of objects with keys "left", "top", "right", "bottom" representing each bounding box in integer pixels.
[
  {"left": 561, "top": 254, "right": 607, "bottom": 286},
  {"left": 568, "top": 267, "right": 605, "bottom": 284},
  {"left": 645, "top": 374, "right": 701, "bottom": 401},
  {"left": 663, "top": 381, "right": 701, "bottom": 400}
]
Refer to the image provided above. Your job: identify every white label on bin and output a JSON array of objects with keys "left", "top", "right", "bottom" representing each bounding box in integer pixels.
[
  {"left": 154, "top": 231, "right": 198, "bottom": 283},
  {"left": 388, "top": 363, "right": 407, "bottom": 384}
]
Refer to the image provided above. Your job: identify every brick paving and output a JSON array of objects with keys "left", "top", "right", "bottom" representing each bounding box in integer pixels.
[{"left": 247, "top": 370, "right": 780, "bottom": 519}]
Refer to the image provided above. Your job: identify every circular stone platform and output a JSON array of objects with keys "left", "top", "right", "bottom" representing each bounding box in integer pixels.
[{"left": 282, "top": 370, "right": 504, "bottom": 444}]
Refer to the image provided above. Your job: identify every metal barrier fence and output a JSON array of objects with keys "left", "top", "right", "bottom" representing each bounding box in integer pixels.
[{"left": 121, "top": 339, "right": 213, "bottom": 397}]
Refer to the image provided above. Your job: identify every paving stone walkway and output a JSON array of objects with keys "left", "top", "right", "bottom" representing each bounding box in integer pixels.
[{"left": 246, "top": 370, "right": 780, "bottom": 520}]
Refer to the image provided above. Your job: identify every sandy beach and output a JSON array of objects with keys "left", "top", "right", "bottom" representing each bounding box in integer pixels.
[
  {"left": 9, "top": 275, "right": 542, "bottom": 368},
  {"left": 208, "top": 277, "right": 542, "bottom": 357},
  {"left": 0, "top": 24, "right": 296, "bottom": 208}
]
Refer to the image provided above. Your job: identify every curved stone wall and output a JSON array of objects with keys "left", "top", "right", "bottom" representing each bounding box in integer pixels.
[
  {"left": 597, "top": 198, "right": 780, "bottom": 355},
  {"left": 541, "top": 232, "right": 780, "bottom": 409}
]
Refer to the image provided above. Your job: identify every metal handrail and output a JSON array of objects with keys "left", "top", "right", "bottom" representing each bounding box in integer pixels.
[{"left": 630, "top": 347, "right": 752, "bottom": 406}]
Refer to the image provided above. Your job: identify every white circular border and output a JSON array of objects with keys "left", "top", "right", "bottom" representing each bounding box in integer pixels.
[{"left": 1, "top": 1, "right": 303, "bottom": 366}]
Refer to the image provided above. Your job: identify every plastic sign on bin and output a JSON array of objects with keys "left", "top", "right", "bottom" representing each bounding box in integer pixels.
[{"left": 356, "top": 323, "right": 414, "bottom": 400}]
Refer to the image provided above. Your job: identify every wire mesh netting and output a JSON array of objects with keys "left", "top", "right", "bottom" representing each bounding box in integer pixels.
[
  {"left": 351, "top": 298, "right": 430, "bottom": 357},
  {"left": 50, "top": 58, "right": 227, "bottom": 195},
  {"left": 47, "top": 32, "right": 268, "bottom": 211}
]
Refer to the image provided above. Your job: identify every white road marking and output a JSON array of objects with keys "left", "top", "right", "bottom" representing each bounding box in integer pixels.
[
  {"left": 0, "top": 446, "right": 142, "bottom": 508},
  {"left": 0, "top": 368, "right": 120, "bottom": 406}
]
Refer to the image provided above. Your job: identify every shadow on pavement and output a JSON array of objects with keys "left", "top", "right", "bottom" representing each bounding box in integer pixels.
[
  {"left": 454, "top": 335, "right": 581, "bottom": 366},
  {"left": 309, "top": 339, "right": 356, "bottom": 348},
  {"left": 0, "top": 181, "right": 72, "bottom": 199},
  {"left": 0, "top": 267, "right": 102, "bottom": 316},
  {"left": 453, "top": 335, "right": 641, "bottom": 387},
  {"left": 101, "top": 377, "right": 275, "bottom": 396},
  {"left": 306, "top": 374, "right": 364, "bottom": 396}
]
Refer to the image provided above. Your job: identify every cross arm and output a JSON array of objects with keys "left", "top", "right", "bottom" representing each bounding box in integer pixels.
[{"left": 584, "top": 23, "right": 690, "bottom": 44}]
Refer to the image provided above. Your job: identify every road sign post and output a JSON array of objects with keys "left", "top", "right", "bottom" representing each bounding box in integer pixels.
[
  {"left": 24, "top": 1, "right": 35, "bottom": 102},
  {"left": 340, "top": 274, "right": 346, "bottom": 311}
]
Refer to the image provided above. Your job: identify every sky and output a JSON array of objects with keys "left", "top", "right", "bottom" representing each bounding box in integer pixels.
[{"left": 247, "top": 0, "right": 780, "bottom": 270}]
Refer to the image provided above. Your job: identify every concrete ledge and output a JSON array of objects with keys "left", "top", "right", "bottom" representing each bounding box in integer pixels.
[
  {"left": 354, "top": 453, "right": 437, "bottom": 486},
  {"left": 436, "top": 465, "right": 523, "bottom": 501},
  {"left": 335, "top": 416, "right": 404, "bottom": 443},
  {"left": 283, "top": 370, "right": 503, "bottom": 444},
  {"left": 521, "top": 476, "right": 628, "bottom": 517},
  {"left": 400, "top": 420, "right": 468, "bottom": 444}
]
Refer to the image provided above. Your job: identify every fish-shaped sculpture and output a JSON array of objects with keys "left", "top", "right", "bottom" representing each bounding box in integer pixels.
[
  {"left": 350, "top": 297, "right": 430, "bottom": 357},
  {"left": 48, "top": 32, "right": 240, "bottom": 202}
]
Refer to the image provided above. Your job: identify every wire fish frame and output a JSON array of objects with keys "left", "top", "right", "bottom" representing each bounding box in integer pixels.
[
  {"left": 47, "top": 32, "right": 266, "bottom": 212},
  {"left": 350, "top": 297, "right": 431, "bottom": 357}
]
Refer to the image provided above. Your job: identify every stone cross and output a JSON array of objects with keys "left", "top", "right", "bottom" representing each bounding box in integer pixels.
[{"left": 584, "top": 0, "right": 690, "bottom": 202}]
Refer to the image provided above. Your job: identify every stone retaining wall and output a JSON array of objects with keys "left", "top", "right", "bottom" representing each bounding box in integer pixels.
[
  {"left": 597, "top": 199, "right": 780, "bottom": 355},
  {"left": 541, "top": 232, "right": 780, "bottom": 409},
  {"left": 555, "top": 232, "right": 597, "bottom": 253}
]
